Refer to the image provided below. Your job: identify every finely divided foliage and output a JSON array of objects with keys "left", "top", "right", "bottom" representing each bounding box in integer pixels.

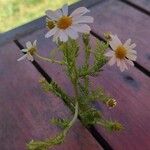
[{"left": 17, "top": 4, "right": 137, "bottom": 150}]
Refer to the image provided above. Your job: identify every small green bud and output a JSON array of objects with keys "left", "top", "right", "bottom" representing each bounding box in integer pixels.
[
  {"left": 108, "top": 121, "right": 124, "bottom": 131},
  {"left": 106, "top": 98, "right": 117, "bottom": 108},
  {"left": 104, "top": 32, "right": 112, "bottom": 41},
  {"left": 46, "top": 18, "right": 55, "bottom": 30},
  {"left": 28, "top": 47, "right": 37, "bottom": 55},
  {"left": 82, "top": 34, "right": 90, "bottom": 46}
]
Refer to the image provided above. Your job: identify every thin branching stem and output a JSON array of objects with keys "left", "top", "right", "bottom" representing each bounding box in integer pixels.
[
  {"left": 63, "top": 100, "right": 78, "bottom": 135},
  {"left": 35, "top": 52, "right": 66, "bottom": 65}
]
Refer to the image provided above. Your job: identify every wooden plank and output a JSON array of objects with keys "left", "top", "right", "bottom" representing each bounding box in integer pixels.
[
  {"left": 0, "top": 0, "right": 102, "bottom": 46},
  {"left": 127, "top": 0, "right": 150, "bottom": 13},
  {"left": 18, "top": 25, "right": 150, "bottom": 149},
  {"left": 0, "top": 42, "right": 103, "bottom": 150},
  {"left": 89, "top": 1, "right": 150, "bottom": 149},
  {"left": 19, "top": 13, "right": 150, "bottom": 150},
  {"left": 90, "top": 0, "right": 150, "bottom": 71},
  {"left": 92, "top": 65, "right": 150, "bottom": 150}
]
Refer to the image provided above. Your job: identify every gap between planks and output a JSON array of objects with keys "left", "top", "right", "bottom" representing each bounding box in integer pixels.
[
  {"left": 1, "top": 0, "right": 149, "bottom": 148},
  {"left": 119, "top": 0, "right": 150, "bottom": 16},
  {"left": 14, "top": 39, "right": 113, "bottom": 150}
]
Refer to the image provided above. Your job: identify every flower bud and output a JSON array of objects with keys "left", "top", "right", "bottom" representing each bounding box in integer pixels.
[
  {"left": 104, "top": 32, "right": 112, "bottom": 41},
  {"left": 46, "top": 18, "right": 55, "bottom": 30},
  {"left": 106, "top": 98, "right": 117, "bottom": 108}
]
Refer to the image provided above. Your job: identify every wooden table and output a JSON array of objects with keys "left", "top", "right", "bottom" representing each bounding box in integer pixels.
[{"left": 0, "top": 0, "right": 150, "bottom": 150}]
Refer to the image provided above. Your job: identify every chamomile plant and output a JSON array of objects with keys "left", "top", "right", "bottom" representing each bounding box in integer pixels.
[{"left": 18, "top": 4, "right": 137, "bottom": 150}]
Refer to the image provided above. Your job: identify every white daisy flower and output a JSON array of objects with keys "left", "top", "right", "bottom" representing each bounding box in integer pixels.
[
  {"left": 105, "top": 34, "right": 137, "bottom": 72},
  {"left": 45, "top": 4, "right": 94, "bottom": 42},
  {"left": 17, "top": 40, "right": 37, "bottom": 62}
]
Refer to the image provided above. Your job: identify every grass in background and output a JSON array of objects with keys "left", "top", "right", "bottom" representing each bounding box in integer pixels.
[{"left": 0, "top": 0, "right": 78, "bottom": 33}]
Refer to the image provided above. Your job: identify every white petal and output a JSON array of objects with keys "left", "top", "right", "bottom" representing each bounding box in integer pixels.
[
  {"left": 66, "top": 28, "right": 78, "bottom": 39},
  {"left": 21, "top": 49, "right": 28, "bottom": 52},
  {"left": 108, "top": 56, "right": 116, "bottom": 66},
  {"left": 45, "top": 10, "right": 57, "bottom": 20},
  {"left": 55, "top": 9, "right": 62, "bottom": 18},
  {"left": 45, "top": 27, "right": 58, "bottom": 38},
  {"left": 128, "top": 49, "right": 137, "bottom": 55},
  {"left": 17, "top": 54, "right": 27, "bottom": 61},
  {"left": 123, "top": 61, "right": 128, "bottom": 70},
  {"left": 59, "top": 30, "right": 68, "bottom": 42},
  {"left": 119, "top": 61, "right": 126, "bottom": 72},
  {"left": 72, "top": 24, "right": 91, "bottom": 33},
  {"left": 126, "top": 59, "right": 134, "bottom": 66},
  {"left": 129, "top": 43, "right": 136, "bottom": 49},
  {"left": 70, "top": 7, "right": 90, "bottom": 17},
  {"left": 120, "top": 61, "right": 128, "bottom": 72},
  {"left": 126, "top": 53, "right": 137, "bottom": 61},
  {"left": 120, "top": 65, "right": 124, "bottom": 72},
  {"left": 33, "top": 40, "right": 37, "bottom": 47},
  {"left": 116, "top": 59, "right": 121, "bottom": 67},
  {"left": 73, "top": 16, "right": 94, "bottom": 24},
  {"left": 109, "top": 35, "right": 122, "bottom": 50},
  {"left": 104, "top": 50, "right": 114, "bottom": 57},
  {"left": 26, "top": 41, "right": 32, "bottom": 49},
  {"left": 124, "top": 39, "right": 131, "bottom": 47},
  {"left": 62, "top": 4, "right": 68, "bottom": 16},
  {"left": 27, "top": 54, "right": 34, "bottom": 61},
  {"left": 52, "top": 30, "right": 60, "bottom": 42}
]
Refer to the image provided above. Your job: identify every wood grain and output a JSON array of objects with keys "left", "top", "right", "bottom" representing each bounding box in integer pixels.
[
  {"left": 18, "top": 26, "right": 150, "bottom": 150},
  {"left": 0, "top": 42, "right": 103, "bottom": 150},
  {"left": 17, "top": 0, "right": 150, "bottom": 149},
  {"left": 92, "top": 65, "right": 150, "bottom": 150},
  {"left": 90, "top": 0, "right": 150, "bottom": 71},
  {"left": 89, "top": 2, "right": 150, "bottom": 148}
]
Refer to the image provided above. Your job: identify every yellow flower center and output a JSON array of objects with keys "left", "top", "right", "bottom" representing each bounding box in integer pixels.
[
  {"left": 47, "top": 20, "right": 55, "bottom": 30},
  {"left": 28, "top": 47, "right": 36, "bottom": 55},
  {"left": 57, "top": 16, "right": 72, "bottom": 29},
  {"left": 115, "top": 45, "right": 127, "bottom": 59}
]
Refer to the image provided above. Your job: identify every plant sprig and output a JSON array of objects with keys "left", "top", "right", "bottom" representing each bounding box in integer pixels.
[{"left": 26, "top": 33, "right": 123, "bottom": 150}]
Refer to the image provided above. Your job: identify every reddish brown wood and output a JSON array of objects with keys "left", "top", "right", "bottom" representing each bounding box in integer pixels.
[
  {"left": 92, "top": 65, "right": 150, "bottom": 150},
  {"left": 89, "top": 1, "right": 150, "bottom": 148},
  {"left": 18, "top": 27, "right": 150, "bottom": 150},
  {"left": 0, "top": 42, "right": 103, "bottom": 150},
  {"left": 128, "top": 0, "right": 150, "bottom": 12},
  {"left": 17, "top": 1, "right": 150, "bottom": 149},
  {"left": 90, "top": 0, "right": 150, "bottom": 71}
]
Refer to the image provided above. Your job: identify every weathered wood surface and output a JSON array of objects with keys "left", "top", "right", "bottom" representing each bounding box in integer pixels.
[
  {"left": 1, "top": 0, "right": 150, "bottom": 149},
  {"left": 128, "top": 0, "right": 150, "bottom": 12},
  {"left": 0, "top": 42, "right": 103, "bottom": 150},
  {"left": 93, "top": 65, "right": 150, "bottom": 150},
  {"left": 90, "top": 0, "right": 150, "bottom": 71},
  {"left": 18, "top": 26, "right": 150, "bottom": 150},
  {"left": 89, "top": 1, "right": 150, "bottom": 149}
]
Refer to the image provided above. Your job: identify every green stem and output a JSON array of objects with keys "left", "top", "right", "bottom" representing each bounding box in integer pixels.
[
  {"left": 97, "top": 120, "right": 106, "bottom": 127},
  {"left": 35, "top": 53, "right": 65, "bottom": 65},
  {"left": 61, "top": 43, "right": 79, "bottom": 136},
  {"left": 63, "top": 100, "right": 78, "bottom": 135},
  {"left": 84, "top": 43, "right": 90, "bottom": 92}
]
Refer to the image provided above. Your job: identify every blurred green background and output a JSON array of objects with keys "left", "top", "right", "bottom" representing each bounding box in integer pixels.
[{"left": 0, "top": 0, "right": 78, "bottom": 33}]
